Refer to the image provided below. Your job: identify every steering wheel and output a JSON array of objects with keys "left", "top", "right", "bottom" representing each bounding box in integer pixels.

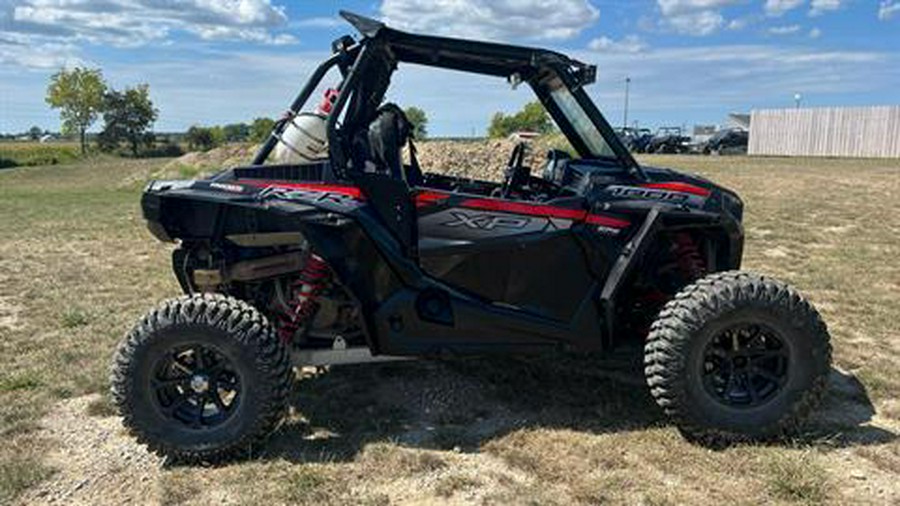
[{"left": 500, "top": 142, "right": 530, "bottom": 199}]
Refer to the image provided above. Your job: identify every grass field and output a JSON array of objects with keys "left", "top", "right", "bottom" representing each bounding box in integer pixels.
[
  {"left": 0, "top": 141, "right": 81, "bottom": 169},
  {"left": 0, "top": 154, "right": 898, "bottom": 504}
]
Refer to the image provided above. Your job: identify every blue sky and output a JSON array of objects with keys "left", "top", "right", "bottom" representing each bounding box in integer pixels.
[{"left": 1, "top": 0, "right": 898, "bottom": 136}]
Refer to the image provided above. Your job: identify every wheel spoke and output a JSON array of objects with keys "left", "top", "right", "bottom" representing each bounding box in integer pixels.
[
  {"left": 164, "top": 395, "right": 191, "bottom": 416},
  {"left": 152, "top": 376, "right": 189, "bottom": 391},
  {"left": 752, "top": 367, "right": 783, "bottom": 386},
  {"left": 745, "top": 374, "right": 760, "bottom": 403},
  {"left": 187, "top": 398, "right": 204, "bottom": 428},
  {"left": 194, "top": 347, "right": 207, "bottom": 370},
  {"left": 723, "top": 373, "right": 739, "bottom": 399},
  {"left": 210, "top": 389, "right": 228, "bottom": 413},
  {"left": 750, "top": 350, "right": 786, "bottom": 362},
  {"left": 171, "top": 356, "right": 193, "bottom": 375}
]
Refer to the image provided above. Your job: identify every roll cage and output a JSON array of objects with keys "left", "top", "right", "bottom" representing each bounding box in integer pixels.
[{"left": 253, "top": 10, "right": 644, "bottom": 180}]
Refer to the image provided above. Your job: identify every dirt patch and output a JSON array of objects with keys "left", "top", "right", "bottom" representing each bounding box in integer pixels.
[
  {"left": 0, "top": 296, "right": 24, "bottom": 331},
  {"left": 150, "top": 143, "right": 259, "bottom": 181},
  {"left": 20, "top": 395, "right": 162, "bottom": 505}
]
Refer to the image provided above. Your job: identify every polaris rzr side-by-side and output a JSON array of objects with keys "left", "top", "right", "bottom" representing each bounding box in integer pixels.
[{"left": 112, "top": 11, "right": 831, "bottom": 463}]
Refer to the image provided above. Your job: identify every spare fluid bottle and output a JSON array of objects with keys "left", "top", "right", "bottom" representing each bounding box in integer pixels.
[{"left": 272, "top": 89, "right": 338, "bottom": 164}]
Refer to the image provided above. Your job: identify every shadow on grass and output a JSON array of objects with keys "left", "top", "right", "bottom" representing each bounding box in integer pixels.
[{"left": 261, "top": 350, "right": 895, "bottom": 463}]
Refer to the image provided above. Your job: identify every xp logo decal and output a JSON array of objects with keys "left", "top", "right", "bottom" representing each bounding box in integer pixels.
[{"left": 442, "top": 211, "right": 531, "bottom": 230}]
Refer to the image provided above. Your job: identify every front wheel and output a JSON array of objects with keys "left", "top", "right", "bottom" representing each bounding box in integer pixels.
[
  {"left": 644, "top": 271, "right": 831, "bottom": 443},
  {"left": 110, "top": 293, "right": 292, "bottom": 463}
]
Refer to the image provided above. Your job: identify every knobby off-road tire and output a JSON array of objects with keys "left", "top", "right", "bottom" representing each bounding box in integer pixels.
[
  {"left": 110, "top": 293, "right": 292, "bottom": 464},
  {"left": 645, "top": 271, "right": 831, "bottom": 444}
]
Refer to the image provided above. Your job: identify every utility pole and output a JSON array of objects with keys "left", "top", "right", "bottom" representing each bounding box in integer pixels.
[{"left": 623, "top": 77, "right": 631, "bottom": 130}]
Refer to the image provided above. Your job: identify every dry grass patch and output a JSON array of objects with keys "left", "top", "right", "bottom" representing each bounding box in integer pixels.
[{"left": 762, "top": 449, "right": 832, "bottom": 504}]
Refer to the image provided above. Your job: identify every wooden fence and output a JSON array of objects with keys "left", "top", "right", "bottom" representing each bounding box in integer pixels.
[{"left": 749, "top": 106, "right": 900, "bottom": 158}]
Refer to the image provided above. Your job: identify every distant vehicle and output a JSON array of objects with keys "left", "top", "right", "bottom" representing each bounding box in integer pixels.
[
  {"left": 615, "top": 127, "right": 653, "bottom": 153},
  {"left": 702, "top": 128, "right": 749, "bottom": 155},
  {"left": 646, "top": 127, "right": 691, "bottom": 154}
]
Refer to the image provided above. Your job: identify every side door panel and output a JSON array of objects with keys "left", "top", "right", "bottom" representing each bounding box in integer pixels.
[{"left": 415, "top": 190, "right": 594, "bottom": 322}]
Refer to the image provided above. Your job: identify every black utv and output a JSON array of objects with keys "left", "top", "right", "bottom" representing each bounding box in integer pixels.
[
  {"left": 112, "top": 11, "right": 831, "bottom": 463},
  {"left": 703, "top": 128, "right": 750, "bottom": 155},
  {"left": 646, "top": 127, "right": 692, "bottom": 154}
]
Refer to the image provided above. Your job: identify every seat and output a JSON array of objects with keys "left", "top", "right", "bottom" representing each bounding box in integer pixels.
[{"left": 364, "top": 103, "right": 423, "bottom": 186}]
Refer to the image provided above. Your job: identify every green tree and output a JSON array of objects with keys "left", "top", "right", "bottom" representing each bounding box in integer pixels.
[
  {"left": 210, "top": 125, "right": 226, "bottom": 147},
  {"left": 249, "top": 117, "right": 275, "bottom": 143},
  {"left": 28, "top": 126, "right": 43, "bottom": 140},
  {"left": 403, "top": 106, "right": 428, "bottom": 139},
  {"left": 46, "top": 67, "right": 107, "bottom": 154},
  {"left": 487, "top": 101, "right": 553, "bottom": 138},
  {"left": 223, "top": 123, "right": 250, "bottom": 143},
  {"left": 185, "top": 126, "right": 217, "bottom": 151},
  {"left": 98, "top": 84, "right": 159, "bottom": 157}
]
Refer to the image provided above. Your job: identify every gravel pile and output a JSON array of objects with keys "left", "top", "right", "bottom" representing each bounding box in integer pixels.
[{"left": 154, "top": 136, "right": 567, "bottom": 183}]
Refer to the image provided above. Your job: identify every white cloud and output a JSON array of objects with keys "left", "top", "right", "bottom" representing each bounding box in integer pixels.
[
  {"left": 0, "top": 0, "right": 296, "bottom": 68},
  {"left": 379, "top": 0, "right": 599, "bottom": 41},
  {"left": 587, "top": 35, "right": 646, "bottom": 53},
  {"left": 809, "top": 27, "right": 822, "bottom": 37},
  {"left": 810, "top": 0, "right": 844, "bottom": 16},
  {"left": 879, "top": 1, "right": 900, "bottom": 20},
  {"left": 768, "top": 24, "right": 802, "bottom": 34},
  {"left": 764, "top": 0, "right": 805, "bottom": 16},
  {"left": 657, "top": 0, "right": 741, "bottom": 16},
  {"left": 292, "top": 16, "right": 343, "bottom": 29},
  {"left": 655, "top": 0, "right": 742, "bottom": 36},
  {"left": 727, "top": 17, "right": 751, "bottom": 30},
  {"left": 669, "top": 10, "right": 726, "bottom": 35},
  {"left": 0, "top": 33, "right": 81, "bottom": 69}
]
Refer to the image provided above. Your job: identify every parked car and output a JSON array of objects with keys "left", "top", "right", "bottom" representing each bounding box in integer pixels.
[
  {"left": 702, "top": 128, "right": 749, "bottom": 155},
  {"left": 646, "top": 127, "right": 691, "bottom": 154}
]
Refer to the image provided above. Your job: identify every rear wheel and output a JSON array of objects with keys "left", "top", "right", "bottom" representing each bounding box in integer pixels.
[
  {"left": 111, "top": 293, "right": 292, "bottom": 463},
  {"left": 644, "top": 271, "right": 831, "bottom": 443}
]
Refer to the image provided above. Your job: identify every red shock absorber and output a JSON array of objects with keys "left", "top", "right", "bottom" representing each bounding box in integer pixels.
[
  {"left": 277, "top": 253, "right": 331, "bottom": 343},
  {"left": 673, "top": 232, "right": 707, "bottom": 282}
]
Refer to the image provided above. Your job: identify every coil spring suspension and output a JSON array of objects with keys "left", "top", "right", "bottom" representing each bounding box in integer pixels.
[
  {"left": 673, "top": 232, "right": 706, "bottom": 282},
  {"left": 277, "top": 253, "right": 330, "bottom": 343}
]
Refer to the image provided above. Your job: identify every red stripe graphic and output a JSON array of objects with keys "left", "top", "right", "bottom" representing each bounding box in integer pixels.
[
  {"left": 414, "top": 191, "right": 450, "bottom": 207},
  {"left": 640, "top": 182, "right": 711, "bottom": 197},
  {"left": 460, "top": 197, "right": 630, "bottom": 228}
]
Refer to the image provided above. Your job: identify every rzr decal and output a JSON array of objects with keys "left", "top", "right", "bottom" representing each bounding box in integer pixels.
[
  {"left": 257, "top": 186, "right": 361, "bottom": 208},
  {"left": 238, "top": 180, "right": 364, "bottom": 200},
  {"left": 442, "top": 211, "right": 531, "bottom": 230}
]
